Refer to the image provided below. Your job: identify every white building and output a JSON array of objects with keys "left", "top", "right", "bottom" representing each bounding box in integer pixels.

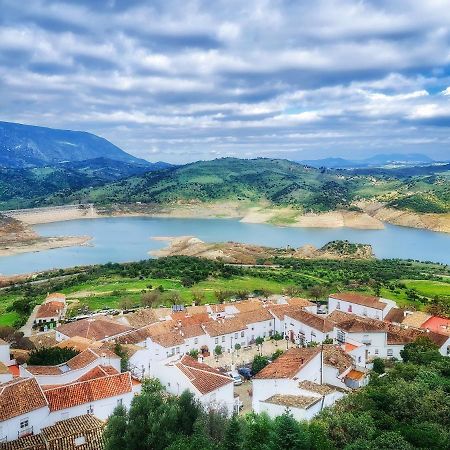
[
  {"left": 34, "top": 294, "right": 66, "bottom": 327},
  {"left": 328, "top": 292, "right": 396, "bottom": 320},
  {"left": 154, "top": 355, "right": 237, "bottom": 415},
  {"left": 0, "top": 339, "right": 14, "bottom": 367},
  {"left": 284, "top": 310, "right": 334, "bottom": 345},
  {"left": 252, "top": 346, "right": 350, "bottom": 421},
  {"left": 0, "top": 378, "right": 49, "bottom": 442}
]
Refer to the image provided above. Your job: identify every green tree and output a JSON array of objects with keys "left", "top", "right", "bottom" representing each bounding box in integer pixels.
[
  {"left": 28, "top": 346, "right": 79, "bottom": 365},
  {"left": 372, "top": 358, "right": 385, "bottom": 374},
  {"left": 176, "top": 390, "right": 202, "bottom": 436},
  {"left": 400, "top": 336, "right": 441, "bottom": 365},
  {"left": 255, "top": 336, "right": 264, "bottom": 354},
  {"left": 252, "top": 355, "right": 269, "bottom": 375},
  {"left": 141, "top": 290, "right": 161, "bottom": 308},
  {"left": 114, "top": 342, "right": 129, "bottom": 372},
  {"left": 222, "top": 414, "right": 243, "bottom": 450},
  {"left": 104, "top": 404, "right": 128, "bottom": 450},
  {"left": 242, "top": 412, "right": 274, "bottom": 450},
  {"left": 273, "top": 411, "right": 305, "bottom": 450}
]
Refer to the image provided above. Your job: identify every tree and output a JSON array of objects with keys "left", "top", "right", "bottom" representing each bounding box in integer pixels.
[
  {"left": 188, "top": 349, "right": 199, "bottom": 359},
  {"left": 192, "top": 290, "right": 205, "bottom": 305},
  {"left": 119, "top": 297, "right": 135, "bottom": 310},
  {"left": 104, "top": 404, "right": 128, "bottom": 450},
  {"left": 372, "top": 358, "right": 385, "bottom": 374},
  {"left": 234, "top": 343, "right": 241, "bottom": 355},
  {"left": 309, "top": 285, "right": 327, "bottom": 301},
  {"left": 255, "top": 336, "right": 264, "bottom": 355},
  {"left": 114, "top": 342, "right": 129, "bottom": 372},
  {"left": 177, "top": 390, "right": 202, "bottom": 436},
  {"left": 214, "top": 345, "right": 223, "bottom": 360},
  {"left": 141, "top": 291, "right": 161, "bottom": 308},
  {"left": 252, "top": 355, "right": 269, "bottom": 375},
  {"left": 243, "top": 412, "right": 274, "bottom": 450},
  {"left": 166, "top": 291, "right": 182, "bottom": 306},
  {"left": 28, "top": 346, "right": 79, "bottom": 365},
  {"left": 272, "top": 349, "right": 283, "bottom": 360},
  {"left": 400, "top": 336, "right": 441, "bottom": 365},
  {"left": 222, "top": 414, "right": 243, "bottom": 450},
  {"left": 273, "top": 411, "right": 304, "bottom": 450}
]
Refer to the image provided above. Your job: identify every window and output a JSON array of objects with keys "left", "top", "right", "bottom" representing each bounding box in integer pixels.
[
  {"left": 194, "top": 338, "right": 198, "bottom": 344},
  {"left": 176, "top": 347, "right": 180, "bottom": 354},
  {"left": 117, "top": 398, "right": 123, "bottom": 406},
  {"left": 374, "top": 349, "right": 379, "bottom": 355},
  {"left": 336, "top": 302, "right": 341, "bottom": 310},
  {"left": 363, "top": 308, "right": 367, "bottom": 316},
  {"left": 87, "top": 405, "right": 94, "bottom": 414},
  {"left": 358, "top": 356, "right": 362, "bottom": 363},
  {"left": 241, "top": 331, "right": 244, "bottom": 337},
  {"left": 74, "top": 436, "right": 86, "bottom": 447},
  {"left": 222, "top": 336, "right": 225, "bottom": 343},
  {"left": 215, "top": 337, "right": 219, "bottom": 344},
  {"left": 336, "top": 330, "right": 346, "bottom": 344},
  {"left": 20, "top": 419, "right": 29, "bottom": 429},
  {"left": 348, "top": 305, "right": 352, "bottom": 313},
  {"left": 234, "top": 333, "right": 238, "bottom": 338},
  {"left": 387, "top": 349, "right": 393, "bottom": 357}
]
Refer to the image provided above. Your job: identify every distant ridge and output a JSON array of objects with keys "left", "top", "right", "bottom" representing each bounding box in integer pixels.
[
  {"left": 0, "top": 121, "right": 154, "bottom": 168},
  {"left": 300, "top": 153, "right": 436, "bottom": 169}
]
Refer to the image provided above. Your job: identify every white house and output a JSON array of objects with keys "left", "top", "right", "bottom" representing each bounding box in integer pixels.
[
  {"left": 20, "top": 348, "right": 121, "bottom": 386},
  {"left": 0, "top": 377, "right": 49, "bottom": 443},
  {"left": 0, "top": 339, "right": 14, "bottom": 367},
  {"left": 44, "top": 372, "right": 141, "bottom": 423},
  {"left": 252, "top": 347, "right": 348, "bottom": 421},
  {"left": 328, "top": 293, "right": 396, "bottom": 320},
  {"left": 202, "top": 317, "right": 248, "bottom": 353},
  {"left": 284, "top": 310, "right": 334, "bottom": 345},
  {"left": 154, "top": 355, "right": 237, "bottom": 415}
]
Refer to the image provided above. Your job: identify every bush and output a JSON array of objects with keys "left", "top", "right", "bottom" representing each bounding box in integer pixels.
[
  {"left": 28, "top": 346, "right": 79, "bottom": 366},
  {"left": 252, "top": 355, "right": 269, "bottom": 374}
]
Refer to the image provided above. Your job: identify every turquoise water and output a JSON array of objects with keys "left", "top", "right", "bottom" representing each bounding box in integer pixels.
[{"left": 0, "top": 216, "right": 449, "bottom": 275}]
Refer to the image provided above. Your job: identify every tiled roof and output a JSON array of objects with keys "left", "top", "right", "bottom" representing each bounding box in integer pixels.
[
  {"left": 330, "top": 292, "right": 386, "bottom": 310},
  {"left": 345, "top": 369, "right": 366, "bottom": 381},
  {"left": 44, "top": 372, "right": 133, "bottom": 411},
  {"left": 238, "top": 309, "right": 273, "bottom": 325},
  {"left": 402, "top": 311, "right": 432, "bottom": 328},
  {"left": 420, "top": 316, "right": 450, "bottom": 336},
  {"left": 285, "top": 309, "right": 334, "bottom": 333},
  {"left": 0, "top": 415, "right": 104, "bottom": 450},
  {"left": 0, "top": 434, "right": 46, "bottom": 450},
  {"left": 123, "top": 309, "right": 160, "bottom": 328},
  {"left": 186, "top": 305, "right": 208, "bottom": 315},
  {"left": 36, "top": 301, "right": 64, "bottom": 319},
  {"left": 202, "top": 317, "right": 246, "bottom": 337},
  {"left": 287, "top": 297, "right": 315, "bottom": 308},
  {"left": 0, "top": 378, "right": 48, "bottom": 421},
  {"left": 171, "top": 312, "right": 211, "bottom": 325},
  {"left": 116, "top": 326, "right": 152, "bottom": 345},
  {"left": 174, "top": 355, "right": 232, "bottom": 394},
  {"left": 0, "top": 362, "right": 9, "bottom": 374},
  {"left": 232, "top": 300, "right": 264, "bottom": 314},
  {"left": 76, "top": 365, "right": 120, "bottom": 382},
  {"left": 26, "top": 348, "right": 119, "bottom": 376},
  {"left": 254, "top": 347, "right": 320, "bottom": 379},
  {"left": 56, "top": 318, "right": 133, "bottom": 341},
  {"left": 298, "top": 380, "right": 335, "bottom": 395},
  {"left": 28, "top": 331, "right": 58, "bottom": 349},
  {"left": 263, "top": 394, "right": 320, "bottom": 409},
  {"left": 328, "top": 310, "right": 386, "bottom": 333},
  {"left": 54, "top": 336, "right": 103, "bottom": 352},
  {"left": 322, "top": 344, "right": 353, "bottom": 374},
  {"left": 384, "top": 307, "right": 407, "bottom": 324},
  {"left": 268, "top": 305, "right": 304, "bottom": 320}
]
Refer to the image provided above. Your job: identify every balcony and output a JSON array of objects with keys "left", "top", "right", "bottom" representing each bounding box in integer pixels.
[{"left": 18, "top": 426, "right": 33, "bottom": 438}]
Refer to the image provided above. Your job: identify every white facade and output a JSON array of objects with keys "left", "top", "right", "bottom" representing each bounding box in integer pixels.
[
  {"left": 284, "top": 314, "right": 331, "bottom": 346},
  {"left": 0, "top": 341, "right": 14, "bottom": 367},
  {"left": 0, "top": 405, "right": 49, "bottom": 443},
  {"left": 328, "top": 296, "right": 395, "bottom": 320}
]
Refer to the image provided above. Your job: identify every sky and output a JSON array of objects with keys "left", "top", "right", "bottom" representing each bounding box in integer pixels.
[{"left": 1, "top": 0, "right": 450, "bottom": 164}]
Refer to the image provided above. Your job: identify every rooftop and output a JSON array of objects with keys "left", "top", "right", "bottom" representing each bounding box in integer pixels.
[
  {"left": 285, "top": 309, "right": 334, "bottom": 333},
  {"left": 44, "top": 372, "right": 134, "bottom": 411},
  {"left": 56, "top": 318, "right": 133, "bottom": 341},
  {"left": 421, "top": 316, "right": 450, "bottom": 336},
  {"left": 54, "top": 336, "right": 103, "bottom": 352},
  {"left": 202, "top": 317, "right": 247, "bottom": 337},
  {"left": 322, "top": 344, "right": 354, "bottom": 375},
  {"left": 330, "top": 292, "right": 387, "bottom": 310},
  {"left": 0, "top": 378, "right": 48, "bottom": 421},
  {"left": 263, "top": 394, "right": 320, "bottom": 410},
  {"left": 35, "top": 301, "right": 65, "bottom": 319},
  {"left": 298, "top": 380, "right": 336, "bottom": 395},
  {"left": 174, "top": 355, "right": 233, "bottom": 394},
  {"left": 254, "top": 347, "right": 320, "bottom": 379},
  {"left": 402, "top": 311, "right": 432, "bottom": 328}
]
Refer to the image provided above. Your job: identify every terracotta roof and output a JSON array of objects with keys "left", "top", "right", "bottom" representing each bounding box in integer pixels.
[
  {"left": 322, "top": 344, "right": 353, "bottom": 374},
  {"left": 330, "top": 292, "right": 387, "bottom": 310},
  {"left": 0, "top": 434, "right": 46, "bottom": 450},
  {"left": 54, "top": 336, "right": 103, "bottom": 352},
  {"left": 268, "top": 305, "right": 304, "bottom": 320},
  {"left": 41, "top": 414, "right": 104, "bottom": 442},
  {"left": 285, "top": 309, "right": 334, "bottom": 333},
  {"left": 56, "top": 318, "right": 133, "bottom": 341},
  {"left": 287, "top": 297, "right": 315, "bottom": 308},
  {"left": 420, "top": 316, "right": 450, "bottom": 336},
  {"left": 174, "top": 355, "right": 232, "bottom": 394},
  {"left": 344, "top": 342, "right": 358, "bottom": 352},
  {"left": 171, "top": 312, "right": 211, "bottom": 325},
  {"left": 115, "top": 326, "right": 152, "bottom": 345},
  {"left": 384, "top": 307, "right": 407, "bottom": 324},
  {"left": 76, "top": 365, "right": 120, "bottom": 382},
  {"left": 186, "top": 305, "right": 208, "bottom": 315},
  {"left": 0, "top": 362, "right": 10, "bottom": 374},
  {"left": 0, "top": 378, "right": 48, "bottom": 421},
  {"left": 123, "top": 309, "right": 160, "bottom": 328},
  {"left": 254, "top": 347, "right": 320, "bottom": 379},
  {"left": 402, "top": 311, "right": 432, "bottom": 328},
  {"left": 44, "top": 372, "right": 133, "bottom": 411},
  {"left": 263, "top": 394, "right": 320, "bottom": 409},
  {"left": 328, "top": 310, "right": 386, "bottom": 333},
  {"left": 233, "top": 300, "right": 264, "bottom": 314},
  {"left": 202, "top": 317, "right": 246, "bottom": 337},
  {"left": 239, "top": 309, "right": 273, "bottom": 325},
  {"left": 35, "top": 301, "right": 65, "bottom": 319},
  {"left": 345, "top": 369, "right": 366, "bottom": 381},
  {"left": 29, "top": 331, "right": 58, "bottom": 349},
  {"left": 26, "top": 348, "right": 119, "bottom": 376},
  {"left": 298, "top": 380, "right": 335, "bottom": 395}
]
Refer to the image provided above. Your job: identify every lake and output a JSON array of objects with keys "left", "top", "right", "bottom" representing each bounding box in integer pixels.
[{"left": 0, "top": 216, "right": 449, "bottom": 275}]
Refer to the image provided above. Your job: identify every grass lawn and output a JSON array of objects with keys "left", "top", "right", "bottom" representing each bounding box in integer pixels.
[
  {"left": 402, "top": 280, "right": 450, "bottom": 298},
  {"left": 0, "top": 311, "right": 20, "bottom": 327},
  {"left": 65, "top": 275, "right": 289, "bottom": 313}
]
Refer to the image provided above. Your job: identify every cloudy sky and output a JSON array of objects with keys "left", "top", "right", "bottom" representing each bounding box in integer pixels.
[{"left": 1, "top": 0, "right": 450, "bottom": 163}]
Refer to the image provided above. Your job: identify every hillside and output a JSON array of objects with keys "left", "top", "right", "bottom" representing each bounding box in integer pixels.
[{"left": 0, "top": 121, "right": 149, "bottom": 167}]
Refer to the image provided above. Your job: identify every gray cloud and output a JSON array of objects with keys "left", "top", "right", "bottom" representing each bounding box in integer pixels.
[{"left": 1, "top": 0, "right": 450, "bottom": 163}]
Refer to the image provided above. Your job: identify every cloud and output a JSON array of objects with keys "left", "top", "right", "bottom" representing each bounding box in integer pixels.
[{"left": 1, "top": 0, "right": 450, "bottom": 162}]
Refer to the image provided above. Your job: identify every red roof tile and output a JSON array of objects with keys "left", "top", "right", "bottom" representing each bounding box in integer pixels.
[
  {"left": 44, "top": 372, "right": 133, "bottom": 411},
  {"left": 330, "top": 292, "right": 386, "bottom": 310},
  {"left": 285, "top": 309, "right": 334, "bottom": 333},
  {"left": 56, "top": 318, "right": 133, "bottom": 341}
]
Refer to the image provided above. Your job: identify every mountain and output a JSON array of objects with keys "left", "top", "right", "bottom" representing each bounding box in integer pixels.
[
  {"left": 300, "top": 153, "right": 435, "bottom": 169},
  {"left": 0, "top": 121, "right": 151, "bottom": 168}
]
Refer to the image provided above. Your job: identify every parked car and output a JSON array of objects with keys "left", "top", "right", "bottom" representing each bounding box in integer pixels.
[
  {"left": 237, "top": 367, "right": 253, "bottom": 380},
  {"left": 227, "top": 371, "right": 243, "bottom": 386}
]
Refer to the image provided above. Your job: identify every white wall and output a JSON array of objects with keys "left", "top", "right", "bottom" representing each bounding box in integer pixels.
[
  {"left": 259, "top": 399, "right": 322, "bottom": 421},
  {"left": 0, "top": 406, "right": 49, "bottom": 442},
  {"left": 0, "top": 343, "right": 13, "bottom": 366},
  {"left": 328, "top": 297, "right": 393, "bottom": 320},
  {"left": 284, "top": 314, "right": 330, "bottom": 346}
]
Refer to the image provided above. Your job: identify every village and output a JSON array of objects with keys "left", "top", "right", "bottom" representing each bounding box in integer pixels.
[{"left": 0, "top": 289, "right": 449, "bottom": 448}]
